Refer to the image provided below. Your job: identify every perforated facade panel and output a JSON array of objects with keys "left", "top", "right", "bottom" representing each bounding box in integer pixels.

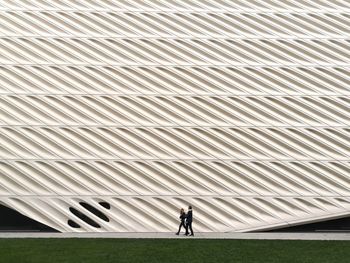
[{"left": 0, "top": 1, "right": 350, "bottom": 232}]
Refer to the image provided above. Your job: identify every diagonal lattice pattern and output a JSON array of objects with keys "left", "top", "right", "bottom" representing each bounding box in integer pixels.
[{"left": 0, "top": 0, "right": 350, "bottom": 232}]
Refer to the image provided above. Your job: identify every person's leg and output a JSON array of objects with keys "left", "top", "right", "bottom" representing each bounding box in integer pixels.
[
  {"left": 181, "top": 222, "right": 186, "bottom": 234},
  {"left": 185, "top": 221, "right": 188, "bottom": 235},
  {"left": 176, "top": 222, "right": 182, "bottom": 235},
  {"left": 189, "top": 222, "right": 194, "bottom": 236}
]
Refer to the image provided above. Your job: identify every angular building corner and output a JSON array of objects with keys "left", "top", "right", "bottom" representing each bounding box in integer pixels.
[{"left": 0, "top": 0, "right": 350, "bottom": 232}]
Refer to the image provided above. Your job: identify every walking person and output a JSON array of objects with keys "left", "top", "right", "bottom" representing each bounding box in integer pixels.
[
  {"left": 175, "top": 208, "right": 187, "bottom": 235},
  {"left": 185, "top": 205, "right": 194, "bottom": 236}
]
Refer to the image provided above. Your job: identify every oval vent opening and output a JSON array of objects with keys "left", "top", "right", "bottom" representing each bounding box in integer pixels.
[
  {"left": 99, "top": 202, "right": 111, "bottom": 210},
  {"left": 69, "top": 207, "right": 101, "bottom": 228},
  {"left": 67, "top": 219, "right": 80, "bottom": 228},
  {"left": 79, "top": 202, "right": 109, "bottom": 222}
]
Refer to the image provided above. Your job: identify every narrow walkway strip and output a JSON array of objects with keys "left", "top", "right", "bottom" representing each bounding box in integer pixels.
[{"left": 1, "top": 232, "right": 350, "bottom": 240}]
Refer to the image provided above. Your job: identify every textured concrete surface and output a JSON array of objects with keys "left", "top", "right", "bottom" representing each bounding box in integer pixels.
[{"left": 1, "top": 0, "right": 350, "bottom": 235}]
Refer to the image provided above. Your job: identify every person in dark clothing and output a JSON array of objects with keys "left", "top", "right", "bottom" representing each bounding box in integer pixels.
[
  {"left": 175, "top": 208, "right": 186, "bottom": 235},
  {"left": 185, "top": 205, "right": 194, "bottom": 236}
]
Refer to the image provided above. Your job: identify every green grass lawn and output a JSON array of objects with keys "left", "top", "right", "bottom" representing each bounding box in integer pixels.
[{"left": 0, "top": 238, "right": 349, "bottom": 263}]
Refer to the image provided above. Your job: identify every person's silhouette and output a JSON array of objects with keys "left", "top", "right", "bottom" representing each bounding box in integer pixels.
[
  {"left": 175, "top": 208, "right": 186, "bottom": 235},
  {"left": 185, "top": 205, "right": 194, "bottom": 236}
]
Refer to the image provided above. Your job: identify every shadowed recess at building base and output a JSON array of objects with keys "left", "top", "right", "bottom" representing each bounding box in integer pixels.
[
  {"left": 0, "top": 204, "right": 57, "bottom": 232},
  {"left": 267, "top": 217, "right": 350, "bottom": 232}
]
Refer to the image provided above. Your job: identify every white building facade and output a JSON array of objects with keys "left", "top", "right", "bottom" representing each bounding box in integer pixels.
[{"left": 0, "top": 0, "right": 350, "bottom": 232}]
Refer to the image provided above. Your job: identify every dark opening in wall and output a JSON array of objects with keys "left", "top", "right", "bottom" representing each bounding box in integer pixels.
[
  {"left": 69, "top": 207, "right": 101, "bottom": 228},
  {"left": 79, "top": 202, "right": 109, "bottom": 222},
  {"left": 0, "top": 203, "right": 58, "bottom": 232},
  {"left": 266, "top": 216, "right": 350, "bottom": 232},
  {"left": 99, "top": 202, "right": 111, "bottom": 210},
  {"left": 67, "top": 219, "right": 80, "bottom": 228}
]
